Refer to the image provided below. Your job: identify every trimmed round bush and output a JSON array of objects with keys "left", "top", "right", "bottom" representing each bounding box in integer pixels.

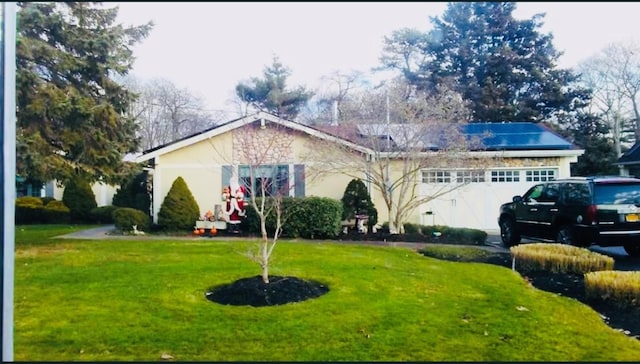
[
  {"left": 341, "top": 178, "right": 378, "bottom": 229},
  {"left": 62, "top": 176, "right": 97, "bottom": 223},
  {"left": 112, "top": 171, "right": 151, "bottom": 214},
  {"left": 90, "top": 205, "right": 118, "bottom": 224},
  {"left": 15, "top": 196, "right": 44, "bottom": 224},
  {"left": 41, "top": 196, "right": 56, "bottom": 206},
  {"left": 243, "top": 197, "right": 342, "bottom": 239},
  {"left": 157, "top": 177, "right": 200, "bottom": 231},
  {"left": 113, "top": 207, "right": 151, "bottom": 233},
  {"left": 43, "top": 200, "right": 70, "bottom": 223}
]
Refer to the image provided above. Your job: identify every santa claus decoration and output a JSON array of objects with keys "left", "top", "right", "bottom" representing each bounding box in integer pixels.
[{"left": 223, "top": 176, "right": 246, "bottom": 233}]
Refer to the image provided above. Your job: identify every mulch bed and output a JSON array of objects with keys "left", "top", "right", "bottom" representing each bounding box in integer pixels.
[{"left": 205, "top": 275, "right": 329, "bottom": 307}]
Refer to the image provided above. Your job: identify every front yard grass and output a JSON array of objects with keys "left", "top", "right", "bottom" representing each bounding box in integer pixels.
[{"left": 14, "top": 225, "right": 640, "bottom": 361}]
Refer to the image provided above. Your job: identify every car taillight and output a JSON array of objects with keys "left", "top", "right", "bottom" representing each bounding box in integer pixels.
[{"left": 585, "top": 204, "right": 597, "bottom": 224}]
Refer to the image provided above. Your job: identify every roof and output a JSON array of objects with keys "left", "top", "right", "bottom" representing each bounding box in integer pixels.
[
  {"left": 346, "top": 121, "right": 576, "bottom": 151},
  {"left": 616, "top": 141, "right": 640, "bottom": 165},
  {"left": 136, "top": 112, "right": 580, "bottom": 163},
  {"left": 136, "top": 112, "right": 373, "bottom": 163},
  {"left": 463, "top": 122, "right": 575, "bottom": 150},
  {"left": 555, "top": 176, "right": 640, "bottom": 184}
]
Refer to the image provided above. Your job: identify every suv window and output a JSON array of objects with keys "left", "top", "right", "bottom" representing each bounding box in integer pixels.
[
  {"left": 539, "top": 182, "right": 560, "bottom": 203},
  {"left": 523, "top": 184, "right": 544, "bottom": 202},
  {"left": 594, "top": 183, "right": 640, "bottom": 204},
  {"left": 564, "top": 182, "right": 590, "bottom": 205}
]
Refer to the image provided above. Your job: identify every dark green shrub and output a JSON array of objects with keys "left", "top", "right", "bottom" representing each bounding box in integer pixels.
[
  {"left": 419, "top": 225, "right": 487, "bottom": 245},
  {"left": 113, "top": 207, "right": 151, "bottom": 233},
  {"left": 157, "top": 176, "right": 200, "bottom": 231},
  {"left": 341, "top": 178, "right": 378, "bottom": 229},
  {"left": 403, "top": 222, "right": 422, "bottom": 235},
  {"left": 370, "top": 222, "right": 486, "bottom": 245},
  {"left": 90, "top": 205, "right": 118, "bottom": 224},
  {"left": 243, "top": 197, "right": 342, "bottom": 239},
  {"left": 41, "top": 196, "right": 56, "bottom": 205},
  {"left": 293, "top": 197, "right": 342, "bottom": 239},
  {"left": 112, "top": 171, "right": 151, "bottom": 214},
  {"left": 43, "top": 200, "right": 70, "bottom": 223},
  {"left": 15, "top": 196, "right": 44, "bottom": 224},
  {"left": 62, "top": 176, "right": 97, "bottom": 223}
]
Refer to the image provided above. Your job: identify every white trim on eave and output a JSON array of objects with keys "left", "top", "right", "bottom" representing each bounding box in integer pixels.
[
  {"left": 135, "top": 112, "right": 373, "bottom": 163},
  {"left": 377, "top": 149, "right": 584, "bottom": 161},
  {"left": 469, "top": 149, "right": 585, "bottom": 158}
]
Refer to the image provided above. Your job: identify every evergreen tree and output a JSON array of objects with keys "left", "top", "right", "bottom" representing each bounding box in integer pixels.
[
  {"left": 62, "top": 175, "right": 98, "bottom": 222},
  {"left": 236, "top": 56, "right": 313, "bottom": 120},
  {"left": 379, "top": 2, "right": 590, "bottom": 122},
  {"left": 157, "top": 177, "right": 200, "bottom": 231},
  {"left": 112, "top": 170, "right": 151, "bottom": 215},
  {"left": 341, "top": 178, "right": 378, "bottom": 230},
  {"left": 16, "top": 2, "right": 153, "bottom": 184},
  {"left": 555, "top": 114, "right": 620, "bottom": 176}
]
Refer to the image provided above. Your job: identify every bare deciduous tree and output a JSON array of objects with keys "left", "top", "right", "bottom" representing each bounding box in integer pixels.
[
  {"left": 300, "top": 70, "right": 366, "bottom": 125},
  {"left": 307, "top": 78, "right": 487, "bottom": 234},
  {"left": 578, "top": 41, "right": 640, "bottom": 155},
  {"left": 227, "top": 120, "right": 300, "bottom": 284},
  {"left": 124, "top": 77, "right": 223, "bottom": 150}
]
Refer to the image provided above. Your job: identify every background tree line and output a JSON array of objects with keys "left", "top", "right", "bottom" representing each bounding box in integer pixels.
[{"left": 16, "top": 1, "right": 640, "bottom": 189}]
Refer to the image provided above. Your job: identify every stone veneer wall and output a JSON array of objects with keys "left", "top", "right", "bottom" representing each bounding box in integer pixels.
[{"left": 231, "top": 124, "right": 294, "bottom": 165}]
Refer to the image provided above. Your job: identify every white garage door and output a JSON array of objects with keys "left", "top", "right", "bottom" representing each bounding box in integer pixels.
[{"left": 418, "top": 169, "right": 557, "bottom": 230}]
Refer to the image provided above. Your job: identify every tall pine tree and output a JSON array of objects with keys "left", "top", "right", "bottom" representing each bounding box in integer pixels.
[
  {"left": 16, "top": 2, "right": 153, "bottom": 185},
  {"left": 380, "top": 2, "right": 590, "bottom": 122},
  {"left": 235, "top": 56, "right": 313, "bottom": 120}
]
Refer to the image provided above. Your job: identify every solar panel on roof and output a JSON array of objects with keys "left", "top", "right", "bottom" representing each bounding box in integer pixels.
[
  {"left": 464, "top": 123, "right": 573, "bottom": 150},
  {"left": 355, "top": 122, "right": 574, "bottom": 150}
]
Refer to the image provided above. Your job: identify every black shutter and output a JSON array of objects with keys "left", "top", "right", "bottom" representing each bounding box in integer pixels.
[{"left": 294, "top": 164, "right": 305, "bottom": 197}]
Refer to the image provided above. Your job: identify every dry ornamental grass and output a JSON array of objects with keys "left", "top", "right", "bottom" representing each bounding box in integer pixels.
[{"left": 510, "top": 243, "right": 614, "bottom": 274}]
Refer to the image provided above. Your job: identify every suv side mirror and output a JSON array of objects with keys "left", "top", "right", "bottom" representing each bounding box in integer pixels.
[{"left": 513, "top": 196, "right": 522, "bottom": 203}]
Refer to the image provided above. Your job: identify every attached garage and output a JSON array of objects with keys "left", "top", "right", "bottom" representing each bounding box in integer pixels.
[{"left": 418, "top": 123, "right": 584, "bottom": 230}]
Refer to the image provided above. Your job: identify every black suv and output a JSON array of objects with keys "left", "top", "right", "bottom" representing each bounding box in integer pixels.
[{"left": 498, "top": 176, "right": 640, "bottom": 256}]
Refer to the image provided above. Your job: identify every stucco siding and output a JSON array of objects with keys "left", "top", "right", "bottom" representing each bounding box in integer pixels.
[{"left": 306, "top": 172, "right": 354, "bottom": 201}]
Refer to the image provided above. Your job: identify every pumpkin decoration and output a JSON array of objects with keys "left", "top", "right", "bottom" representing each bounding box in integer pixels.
[
  {"left": 193, "top": 228, "right": 200, "bottom": 235},
  {"left": 199, "top": 228, "right": 205, "bottom": 234},
  {"left": 210, "top": 227, "right": 217, "bottom": 236}
]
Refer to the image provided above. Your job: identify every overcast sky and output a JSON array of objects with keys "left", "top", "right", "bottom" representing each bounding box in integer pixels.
[{"left": 114, "top": 2, "right": 640, "bottom": 117}]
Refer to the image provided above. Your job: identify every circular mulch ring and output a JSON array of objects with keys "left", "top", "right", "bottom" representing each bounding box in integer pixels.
[{"left": 205, "top": 275, "right": 329, "bottom": 307}]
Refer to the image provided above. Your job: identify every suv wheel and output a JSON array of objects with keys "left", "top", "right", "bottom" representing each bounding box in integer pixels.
[
  {"left": 556, "top": 226, "right": 575, "bottom": 246},
  {"left": 624, "top": 244, "right": 640, "bottom": 257},
  {"left": 500, "top": 217, "right": 520, "bottom": 247}
]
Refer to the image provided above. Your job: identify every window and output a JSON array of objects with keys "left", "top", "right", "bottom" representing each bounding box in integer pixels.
[
  {"left": 524, "top": 184, "right": 545, "bottom": 202},
  {"left": 526, "top": 169, "right": 556, "bottom": 182},
  {"left": 422, "top": 171, "right": 452, "bottom": 183},
  {"left": 491, "top": 170, "right": 520, "bottom": 182},
  {"left": 238, "top": 165, "right": 289, "bottom": 198},
  {"left": 456, "top": 170, "right": 485, "bottom": 183},
  {"left": 564, "top": 183, "right": 590, "bottom": 205},
  {"left": 422, "top": 170, "right": 485, "bottom": 184},
  {"left": 539, "top": 183, "right": 560, "bottom": 203}
]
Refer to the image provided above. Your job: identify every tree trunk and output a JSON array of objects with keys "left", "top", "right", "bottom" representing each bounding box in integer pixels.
[{"left": 260, "top": 215, "right": 270, "bottom": 284}]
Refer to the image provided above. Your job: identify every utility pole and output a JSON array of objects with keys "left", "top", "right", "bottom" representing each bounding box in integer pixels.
[{"left": 1, "top": 2, "right": 17, "bottom": 361}]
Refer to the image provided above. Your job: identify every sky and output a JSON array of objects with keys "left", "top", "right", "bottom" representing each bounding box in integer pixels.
[{"left": 114, "top": 2, "right": 640, "bottom": 118}]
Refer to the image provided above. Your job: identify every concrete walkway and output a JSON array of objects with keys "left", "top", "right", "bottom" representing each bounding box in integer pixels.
[{"left": 55, "top": 225, "right": 510, "bottom": 253}]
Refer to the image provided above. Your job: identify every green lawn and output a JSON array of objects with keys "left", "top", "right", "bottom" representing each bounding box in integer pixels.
[{"left": 14, "top": 225, "right": 640, "bottom": 361}]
